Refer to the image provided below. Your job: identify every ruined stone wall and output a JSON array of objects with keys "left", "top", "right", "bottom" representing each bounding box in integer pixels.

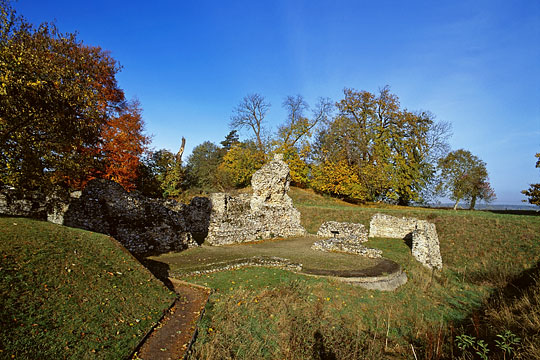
[
  {"left": 368, "top": 213, "right": 443, "bottom": 270},
  {"left": 205, "top": 154, "right": 307, "bottom": 245},
  {"left": 312, "top": 221, "right": 379, "bottom": 258},
  {"left": 368, "top": 213, "right": 419, "bottom": 239},
  {"left": 317, "top": 221, "right": 368, "bottom": 242},
  {"left": 1, "top": 154, "right": 306, "bottom": 253},
  {"left": 411, "top": 223, "right": 443, "bottom": 270},
  {"left": 56, "top": 180, "right": 198, "bottom": 255},
  {"left": 0, "top": 188, "right": 46, "bottom": 219}
]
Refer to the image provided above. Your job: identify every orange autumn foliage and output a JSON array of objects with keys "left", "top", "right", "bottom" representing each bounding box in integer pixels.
[{"left": 99, "top": 100, "right": 149, "bottom": 191}]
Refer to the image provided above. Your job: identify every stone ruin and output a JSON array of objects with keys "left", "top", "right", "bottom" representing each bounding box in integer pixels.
[
  {"left": 311, "top": 215, "right": 443, "bottom": 269},
  {"left": 369, "top": 213, "right": 419, "bottom": 239},
  {"left": 53, "top": 180, "right": 202, "bottom": 254},
  {"left": 369, "top": 213, "right": 443, "bottom": 270},
  {"left": 312, "top": 221, "right": 382, "bottom": 258},
  {"left": 205, "top": 154, "right": 307, "bottom": 245},
  {"left": 0, "top": 154, "right": 306, "bottom": 255},
  {"left": 410, "top": 222, "right": 442, "bottom": 270},
  {"left": 1, "top": 154, "right": 440, "bottom": 271},
  {"left": 311, "top": 238, "right": 383, "bottom": 258}
]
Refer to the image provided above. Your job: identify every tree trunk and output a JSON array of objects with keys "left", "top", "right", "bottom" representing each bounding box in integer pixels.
[
  {"left": 453, "top": 199, "right": 460, "bottom": 210},
  {"left": 398, "top": 197, "right": 409, "bottom": 206},
  {"left": 176, "top": 137, "right": 186, "bottom": 164},
  {"left": 469, "top": 196, "right": 477, "bottom": 210}
]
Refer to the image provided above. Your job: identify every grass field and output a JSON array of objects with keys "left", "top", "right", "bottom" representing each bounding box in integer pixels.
[
  {"left": 170, "top": 187, "right": 540, "bottom": 359},
  {"left": 0, "top": 217, "right": 176, "bottom": 360},
  {"left": 2, "top": 187, "right": 539, "bottom": 359}
]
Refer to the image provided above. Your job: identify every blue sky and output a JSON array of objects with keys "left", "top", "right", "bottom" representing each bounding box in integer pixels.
[{"left": 14, "top": 0, "right": 540, "bottom": 204}]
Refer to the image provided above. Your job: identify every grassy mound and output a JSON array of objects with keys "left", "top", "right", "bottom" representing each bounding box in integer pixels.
[{"left": 0, "top": 217, "right": 176, "bottom": 360}]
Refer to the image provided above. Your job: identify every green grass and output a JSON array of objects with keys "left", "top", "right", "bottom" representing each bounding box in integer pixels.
[
  {"left": 2, "top": 187, "right": 539, "bottom": 359},
  {"left": 179, "top": 187, "right": 540, "bottom": 359},
  {"left": 0, "top": 217, "right": 176, "bottom": 360}
]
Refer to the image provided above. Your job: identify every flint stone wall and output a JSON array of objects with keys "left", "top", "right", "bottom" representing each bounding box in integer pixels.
[
  {"left": 368, "top": 213, "right": 421, "bottom": 239},
  {"left": 317, "top": 221, "right": 368, "bottom": 242},
  {"left": 0, "top": 188, "right": 46, "bottom": 219},
  {"left": 0, "top": 154, "right": 306, "bottom": 253},
  {"left": 368, "top": 213, "right": 442, "bottom": 270},
  {"left": 57, "top": 180, "right": 202, "bottom": 255},
  {"left": 205, "top": 154, "right": 307, "bottom": 245}
]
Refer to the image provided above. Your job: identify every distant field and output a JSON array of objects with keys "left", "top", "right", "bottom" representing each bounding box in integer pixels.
[
  {"left": 430, "top": 202, "right": 539, "bottom": 211},
  {"left": 0, "top": 217, "right": 176, "bottom": 360}
]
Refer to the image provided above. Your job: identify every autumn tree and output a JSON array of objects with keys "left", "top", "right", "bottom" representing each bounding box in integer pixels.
[
  {"left": 135, "top": 152, "right": 164, "bottom": 198},
  {"left": 437, "top": 149, "right": 496, "bottom": 210},
  {"left": 313, "top": 87, "right": 450, "bottom": 204},
  {"left": 311, "top": 159, "right": 366, "bottom": 200},
  {"left": 136, "top": 147, "right": 185, "bottom": 198},
  {"left": 521, "top": 152, "right": 540, "bottom": 206},
  {"left": 0, "top": 2, "right": 148, "bottom": 193},
  {"left": 230, "top": 93, "right": 270, "bottom": 154},
  {"left": 217, "top": 141, "right": 264, "bottom": 188},
  {"left": 98, "top": 100, "right": 149, "bottom": 190}
]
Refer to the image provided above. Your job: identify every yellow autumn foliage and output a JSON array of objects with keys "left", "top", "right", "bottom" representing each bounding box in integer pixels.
[
  {"left": 311, "top": 159, "right": 368, "bottom": 201},
  {"left": 217, "top": 143, "right": 265, "bottom": 188}
]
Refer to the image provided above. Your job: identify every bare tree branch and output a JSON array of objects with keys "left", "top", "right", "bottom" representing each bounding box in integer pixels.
[{"left": 230, "top": 93, "right": 270, "bottom": 152}]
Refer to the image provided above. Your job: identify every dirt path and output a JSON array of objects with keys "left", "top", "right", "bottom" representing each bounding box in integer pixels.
[{"left": 134, "top": 279, "right": 210, "bottom": 360}]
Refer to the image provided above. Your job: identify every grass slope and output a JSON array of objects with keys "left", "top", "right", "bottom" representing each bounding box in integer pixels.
[
  {"left": 0, "top": 217, "right": 176, "bottom": 360},
  {"left": 179, "top": 187, "right": 540, "bottom": 359}
]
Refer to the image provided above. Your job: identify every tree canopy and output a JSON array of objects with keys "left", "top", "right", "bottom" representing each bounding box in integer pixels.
[
  {"left": 437, "top": 149, "right": 496, "bottom": 210},
  {"left": 521, "top": 152, "right": 540, "bottom": 206},
  {"left": 230, "top": 93, "right": 270, "bottom": 155},
  {"left": 2, "top": 0, "right": 490, "bottom": 206},
  {"left": 0, "top": 1, "right": 148, "bottom": 192},
  {"left": 185, "top": 141, "right": 223, "bottom": 192},
  {"left": 311, "top": 87, "right": 450, "bottom": 204}
]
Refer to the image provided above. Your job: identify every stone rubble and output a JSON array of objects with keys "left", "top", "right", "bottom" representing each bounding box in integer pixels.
[{"left": 176, "top": 256, "right": 303, "bottom": 277}]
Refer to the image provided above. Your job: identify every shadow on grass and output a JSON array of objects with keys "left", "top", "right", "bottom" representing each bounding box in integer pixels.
[
  {"left": 492, "top": 260, "right": 540, "bottom": 301},
  {"left": 417, "top": 261, "right": 540, "bottom": 359},
  {"left": 139, "top": 258, "right": 174, "bottom": 291},
  {"left": 313, "top": 330, "right": 337, "bottom": 360}
]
